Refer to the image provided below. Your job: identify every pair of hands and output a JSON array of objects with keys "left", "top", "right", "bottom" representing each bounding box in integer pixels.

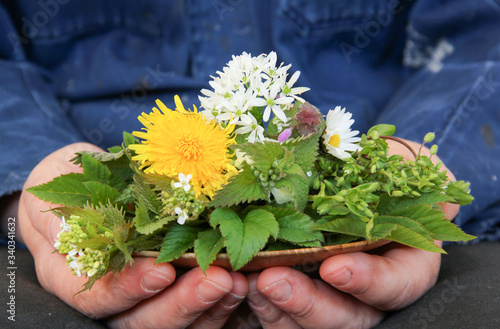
[{"left": 18, "top": 141, "right": 459, "bottom": 329}]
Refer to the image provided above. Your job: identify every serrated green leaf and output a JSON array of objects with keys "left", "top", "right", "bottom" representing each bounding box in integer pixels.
[
  {"left": 262, "top": 206, "right": 323, "bottom": 245},
  {"left": 282, "top": 131, "right": 321, "bottom": 172},
  {"left": 210, "top": 164, "right": 268, "bottom": 208},
  {"left": 113, "top": 221, "right": 134, "bottom": 263},
  {"left": 385, "top": 226, "right": 445, "bottom": 253},
  {"left": 83, "top": 181, "right": 121, "bottom": 206},
  {"left": 74, "top": 236, "right": 113, "bottom": 250},
  {"left": 323, "top": 234, "right": 360, "bottom": 246},
  {"left": 98, "top": 202, "right": 127, "bottom": 229},
  {"left": 131, "top": 174, "right": 162, "bottom": 214},
  {"left": 275, "top": 172, "right": 309, "bottom": 211},
  {"left": 82, "top": 152, "right": 113, "bottom": 184},
  {"left": 194, "top": 229, "right": 224, "bottom": 273},
  {"left": 134, "top": 200, "right": 176, "bottom": 235},
  {"left": 369, "top": 223, "right": 398, "bottom": 240},
  {"left": 313, "top": 217, "right": 367, "bottom": 238},
  {"left": 53, "top": 204, "right": 105, "bottom": 227},
  {"left": 81, "top": 152, "right": 128, "bottom": 191},
  {"left": 210, "top": 208, "right": 278, "bottom": 270},
  {"left": 28, "top": 173, "right": 91, "bottom": 206},
  {"left": 391, "top": 204, "right": 475, "bottom": 241},
  {"left": 374, "top": 215, "right": 433, "bottom": 241},
  {"left": 246, "top": 209, "right": 279, "bottom": 240},
  {"left": 376, "top": 191, "right": 454, "bottom": 215},
  {"left": 236, "top": 141, "right": 285, "bottom": 173},
  {"left": 156, "top": 224, "right": 202, "bottom": 263}
]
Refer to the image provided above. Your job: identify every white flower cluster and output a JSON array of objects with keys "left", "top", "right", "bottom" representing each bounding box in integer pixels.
[
  {"left": 162, "top": 173, "right": 205, "bottom": 225},
  {"left": 54, "top": 216, "right": 108, "bottom": 277},
  {"left": 199, "top": 52, "right": 309, "bottom": 143}
]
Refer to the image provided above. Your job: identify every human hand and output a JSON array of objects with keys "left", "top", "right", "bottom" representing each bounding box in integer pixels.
[
  {"left": 246, "top": 138, "right": 459, "bottom": 329},
  {"left": 18, "top": 143, "right": 248, "bottom": 328}
]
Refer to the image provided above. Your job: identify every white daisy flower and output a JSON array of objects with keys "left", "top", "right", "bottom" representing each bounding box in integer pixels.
[
  {"left": 173, "top": 173, "right": 192, "bottom": 192},
  {"left": 235, "top": 113, "right": 266, "bottom": 143},
  {"left": 323, "top": 106, "right": 362, "bottom": 160}
]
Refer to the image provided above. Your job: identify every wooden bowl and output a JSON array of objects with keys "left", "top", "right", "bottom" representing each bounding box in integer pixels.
[{"left": 134, "top": 239, "right": 391, "bottom": 272}]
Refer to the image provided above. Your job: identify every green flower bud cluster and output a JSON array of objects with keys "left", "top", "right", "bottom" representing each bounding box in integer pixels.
[
  {"left": 251, "top": 161, "right": 283, "bottom": 188},
  {"left": 160, "top": 188, "right": 205, "bottom": 221},
  {"left": 311, "top": 131, "right": 454, "bottom": 220},
  {"left": 54, "top": 215, "right": 89, "bottom": 254},
  {"left": 66, "top": 248, "right": 108, "bottom": 278}
]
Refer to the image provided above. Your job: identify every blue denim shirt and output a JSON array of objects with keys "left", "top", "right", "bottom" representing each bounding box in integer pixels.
[{"left": 0, "top": 0, "right": 499, "bottom": 240}]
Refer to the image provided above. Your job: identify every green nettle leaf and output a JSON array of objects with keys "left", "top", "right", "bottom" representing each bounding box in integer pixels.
[
  {"left": 376, "top": 191, "right": 454, "bottom": 215},
  {"left": 194, "top": 229, "right": 224, "bottom": 273},
  {"left": 134, "top": 200, "right": 176, "bottom": 235},
  {"left": 262, "top": 206, "right": 323, "bottom": 246},
  {"left": 313, "top": 216, "right": 367, "bottom": 239},
  {"left": 390, "top": 204, "right": 475, "bottom": 241},
  {"left": 27, "top": 173, "right": 91, "bottom": 206},
  {"left": 75, "top": 236, "right": 113, "bottom": 250},
  {"left": 367, "top": 124, "right": 396, "bottom": 137},
  {"left": 210, "top": 208, "right": 279, "bottom": 270},
  {"left": 385, "top": 226, "right": 445, "bottom": 253},
  {"left": 54, "top": 204, "right": 105, "bottom": 227},
  {"left": 282, "top": 131, "right": 321, "bottom": 173},
  {"left": 82, "top": 152, "right": 113, "bottom": 183},
  {"left": 83, "top": 181, "right": 121, "bottom": 206},
  {"left": 373, "top": 215, "right": 433, "bottom": 241},
  {"left": 99, "top": 202, "right": 127, "bottom": 228},
  {"left": 236, "top": 141, "right": 285, "bottom": 173},
  {"left": 130, "top": 175, "right": 162, "bottom": 214},
  {"left": 156, "top": 224, "right": 203, "bottom": 263},
  {"left": 210, "top": 163, "right": 268, "bottom": 208},
  {"left": 81, "top": 152, "right": 128, "bottom": 191},
  {"left": 113, "top": 221, "right": 134, "bottom": 263}
]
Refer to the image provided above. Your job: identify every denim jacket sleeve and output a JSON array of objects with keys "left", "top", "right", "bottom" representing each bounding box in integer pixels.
[
  {"left": 0, "top": 3, "right": 82, "bottom": 196},
  {"left": 376, "top": 0, "right": 500, "bottom": 241}
]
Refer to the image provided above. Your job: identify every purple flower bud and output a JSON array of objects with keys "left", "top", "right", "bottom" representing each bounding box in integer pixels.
[{"left": 278, "top": 128, "right": 293, "bottom": 142}]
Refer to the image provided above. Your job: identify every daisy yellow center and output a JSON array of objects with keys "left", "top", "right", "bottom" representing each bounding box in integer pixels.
[
  {"left": 177, "top": 135, "right": 202, "bottom": 160},
  {"left": 328, "top": 134, "right": 341, "bottom": 148}
]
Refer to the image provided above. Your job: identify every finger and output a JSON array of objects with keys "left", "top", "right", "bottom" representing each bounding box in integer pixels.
[
  {"left": 21, "top": 142, "right": 104, "bottom": 246},
  {"left": 320, "top": 245, "right": 441, "bottom": 311},
  {"left": 247, "top": 272, "right": 301, "bottom": 329},
  {"left": 108, "top": 267, "right": 234, "bottom": 329},
  {"left": 188, "top": 272, "right": 248, "bottom": 329},
  {"left": 19, "top": 202, "right": 176, "bottom": 319},
  {"left": 249, "top": 268, "right": 384, "bottom": 329}
]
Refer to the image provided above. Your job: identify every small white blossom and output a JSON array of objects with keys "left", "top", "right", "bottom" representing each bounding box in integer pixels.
[
  {"left": 235, "top": 113, "right": 266, "bottom": 143},
  {"left": 175, "top": 207, "right": 189, "bottom": 225},
  {"left": 173, "top": 173, "right": 192, "bottom": 192},
  {"left": 323, "top": 106, "right": 362, "bottom": 160}
]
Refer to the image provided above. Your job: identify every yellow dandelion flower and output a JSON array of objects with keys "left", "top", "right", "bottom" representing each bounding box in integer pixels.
[{"left": 129, "top": 95, "right": 237, "bottom": 197}]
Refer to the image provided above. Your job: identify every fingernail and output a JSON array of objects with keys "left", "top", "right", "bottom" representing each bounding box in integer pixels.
[
  {"left": 260, "top": 279, "right": 292, "bottom": 303},
  {"left": 141, "top": 267, "right": 173, "bottom": 293},
  {"left": 220, "top": 292, "right": 245, "bottom": 309},
  {"left": 327, "top": 267, "right": 352, "bottom": 287},
  {"left": 197, "top": 278, "right": 231, "bottom": 304}
]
